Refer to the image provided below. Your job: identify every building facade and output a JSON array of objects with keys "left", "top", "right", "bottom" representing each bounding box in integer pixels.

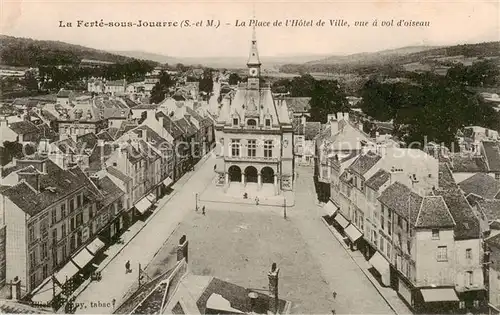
[{"left": 214, "top": 30, "right": 294, "bottom": 194}]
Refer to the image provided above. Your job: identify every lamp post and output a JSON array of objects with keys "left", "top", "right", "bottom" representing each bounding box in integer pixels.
[
  {"left": 195, "top": 193, "right": 198, "bottom": 211},
  {"left": 283, "top": 196, "right": 287, "bottom": 219}
]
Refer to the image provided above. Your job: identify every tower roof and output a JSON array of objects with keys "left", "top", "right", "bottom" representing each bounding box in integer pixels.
[{"left": 247, "top": 27, "right": 261, "bottom": 67}]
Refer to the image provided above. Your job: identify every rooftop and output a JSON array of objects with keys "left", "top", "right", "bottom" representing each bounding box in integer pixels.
[
  {"left": 458, "top": 172, "right": 500, "bottom": 200},
  {"left": 365, "top": 169, "right": 391, "bottom": 190},
  {"left": 415, "top": 196, "right": 456, "bottom": 229}
]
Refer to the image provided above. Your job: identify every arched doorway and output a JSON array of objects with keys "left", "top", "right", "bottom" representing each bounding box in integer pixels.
[
  {"left": 228, "top": 165, "right": 242, "bottom": 182},
  {"left": 245, "top": 166, "right": 258, "bottom": 183},
  {"left": 261, "top": 167, "right": 275, "bottom": 184}
]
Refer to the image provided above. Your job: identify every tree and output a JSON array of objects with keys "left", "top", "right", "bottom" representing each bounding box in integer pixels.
[
  {"left": 228, "top": 73, "right": 241, "bottom": 85},
  {"left": 309, "top": 80, "right": 349, "bottom": 123},
  {"left": 150, "top": 71, "right": 175, "bottom": 104},
  {"left": 199, "top": 69, "right": 214, "bottom": 95}
]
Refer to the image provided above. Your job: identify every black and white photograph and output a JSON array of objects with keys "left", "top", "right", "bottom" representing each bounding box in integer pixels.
[{"left": 0, "top": 0, "right": 499, "bottom": 314}]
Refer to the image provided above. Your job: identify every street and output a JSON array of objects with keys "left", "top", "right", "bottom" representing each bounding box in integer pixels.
[
  {"left": 73, "top": 154, "right": 216, "bottom": 314},
  {"left": 291, "top": 165, "right": 394, "bottom": 314}
]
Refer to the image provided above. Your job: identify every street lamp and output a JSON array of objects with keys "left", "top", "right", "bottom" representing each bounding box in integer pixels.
[
  {"left": 195, "top": 193, "right": 198, "bottom": 211},
  {"left": 283, "top": 196, "right": 287, "bottom": 219}
]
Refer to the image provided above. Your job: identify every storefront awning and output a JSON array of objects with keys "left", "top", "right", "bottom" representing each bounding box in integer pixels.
[
  {"left": 369, "top": 251, "right": 390, "bottom": 275},
  {"left": 54, "top": 261, "right": 80, "bottom": 285},
  {"left": 135, "top": 197, "right": 153, "bottom": 214},
  {"left": 344, "top": 224, "right": 363, "bottom": 242},
  {"left": 146, "top": 193, "right": 156, "bottom": 203},
  {"left": 86, "top": 237, "right": 105, "bottom": 255},
  {"left": 333, "top": 213, "right": 350, "bottom": 229},
  {"left": 323, "top": 201, "right": 338, "bottom": 217},
  {"left": 421, "top": 288, "right": 459, "bottom": 302},
  {"left": 71, "top": 248, "right": 94, "bottom": 269},
  {"left": 31, "top": 277, "right": 62, "bottom": 303},
  {"left": 163, "top": 177, "right": 173, "bottom": 187}
]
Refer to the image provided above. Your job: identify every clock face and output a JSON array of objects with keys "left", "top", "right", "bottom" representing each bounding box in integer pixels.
[{"left": 249, "top": 68, "right": 258, "bottom": 76}]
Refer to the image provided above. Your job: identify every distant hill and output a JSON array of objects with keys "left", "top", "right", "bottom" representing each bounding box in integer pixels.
[
  {"left": 305, "top": 46, "right": 440, "bottom": 65},
  {"left": 0, "top": 35, "right": 156, "bottom": 67},
  {"left": 112, "top": 50, "right": 181, "bottom": 65},
  {"left": 281, "top": 42, "right": 500, "bottom": 73}
]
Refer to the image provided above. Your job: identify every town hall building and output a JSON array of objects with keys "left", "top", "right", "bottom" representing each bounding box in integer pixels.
[{"left": 214, "top": 30, "right": 294, "bottom": 196}]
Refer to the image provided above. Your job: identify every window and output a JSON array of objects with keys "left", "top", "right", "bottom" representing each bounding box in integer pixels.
[
  {"left": 61, "top": 204, "right": 66, "bottom": 218},
  {"left": 231, "top": 139, "right": 240, "bottom": 157},
  {"left": 62, "top": 244, "right": 67, "bottom": 260},
  {"left": 264, "top": 140, "right": 273, "bottom": 158},
  {"left": 70, "top": 217, "right": 75, "bottom": 231},
  {"left": 380, "top": 236, "right": 385, "bottom": 252},
  {"left": 61, "top": 223, "right": 66, "bottom": 238},
  {"left": 265, "top": 119, "right": 271, "bottom": 127},
  {"left": 40, "top": 218, "right": 48, "bottom": 236},
  {"left": 76, "top": 213, "right": 83, "bottom": 226},
  {"left": 247, "top": 140, "right": 256, "bottom": 157},
  {"left": 496, "top": 173, "right": 500, "bottom": 181},
  {"left": 29, "top": 226, "right": 35, "bottom": 243},
  {"left": 70, "top": 234, "right": 76, "bottom": 251},
  {"left": 388, "top": 211, "right": 392, "bottom": 236},
  {"left": 51, "top": 209, "right": 57, "bottom": 225},
  {"left": 397, "top": 216, "right": 402, "bottom": 227},
  {"left": 432, "top": 229, "right": 440, "bottom": 240},
  {"left": 459, "top": 301, "right": 466, "bottom": 309},
  {"left": 89, "top": 206, "right": 94, "bottom": 219},
  {"left": 53, "top": 249, "right": 58, "bottom": 266},
  {"left": 42, "top": 264, "right": 48, "bottom": 279},
  {"left": 247, "top": 119, "right": 257, "bottom": 128},
  {"left": 466, "top": 271, "right": 473, "bottom": 286},
  {"left": 233, "top": 118, "right": 239, "bottom": 126},
  {"left": 474, "top": 300, "right": 480, "bottom": 308},
  {"left": 69, "top": 199, "right": 75, "bottom": 212},
  {"left": 30, "top": 251, "right": 36, "bottom": 269},
  {"left": 30, "top": 274, "right": 36, "bottom": 290},
  {"left": 466, "top": 248, "right": 472, "bottom": 259},
  {"left": 77, "top": 195, "right": 82, "bottom": 207},
  {"left": 381, "top": 207, "right": 385, "bottom": 230},
  {"left": 437, "top": 246, "right": 448, "bottom": 261},
  {"left": 52, "top": 229, "right": 58, "bottom": 245},
  {"left": 41, "top": 242, "right": 48, "bottom": 259}
]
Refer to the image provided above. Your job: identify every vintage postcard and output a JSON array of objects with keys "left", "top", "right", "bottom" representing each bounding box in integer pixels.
[{"left": 0, "top": 0, "right": 499, "bottom": 314}]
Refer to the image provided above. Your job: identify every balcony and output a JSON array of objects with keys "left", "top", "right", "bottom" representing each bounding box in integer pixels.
[{"left": 225, "top": 155, "right": 279, "bottom": 163}]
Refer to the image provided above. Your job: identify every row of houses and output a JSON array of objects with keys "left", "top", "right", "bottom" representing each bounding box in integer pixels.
[
  {"left": 316, "top": 112, "right": 500, "bottom": 314},
  {"left": 0, "top": 94, "right": 216, "bottom": 308}
]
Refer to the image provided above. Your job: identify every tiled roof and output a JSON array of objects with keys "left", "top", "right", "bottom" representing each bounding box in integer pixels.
[
  {"left": 9, "top": 121, "right": 38, "bottom": 134},
  {"left": 131, "top": 104, "right": 158, "bottom": 110},
  {"left": 439, "top": 162, "right": 458, "bottom": 190},
  {"left": 175, "top": 117, "right": 198, "bottom": 136},
  {"left": 348, "top": 152, "right": 381, "bottom": 176},
  {"left": 477, "top": 199, "right": 500, "bottom": 221},
  {"left": 483, "top": 141, "right": 500, "bottom": 172},
  {"left": 0, "top": 300, "right": 51, "bottom": 314},
  {"left": 486, "top": 232, "right": 500, "bottom": 248},
  {"left": 57, "top": 89, "right": 72, "bottom": 98},
  {"left": 106, "top": 79, "right": 127, "bottom": 86},
  {"left": 0, "top": 161, "right": 96, "bottom": 216},
  {"left": 378, "top": 181, "right": 422, "bottom": 225},
  {"left": 197, "top": 277, "right": 288, "bottom": 315},
  {"left": 415, "top": 196, "right": 455, "bottom": 228},
  {"left": 98, "top": 176, "right": 124, "bottom": 208},
  {"left": 459, "top": 173, "right": 500, "bottom": 200},
  {"left": 114, "top": 267, "right": 175, "bottom": 315},
  {"left": 106, "top": 166, "right": 132, "bottom": 183},
  {"left": 96, "top": 131, "right": 115, "bottom": 142},
  {"left": 436, "top": 188, "right": 481, "bottom": 240},
  {"left": 365, "top": 169, "right": 391, "bottom": 190},
  {"left": 155, "top": 112, "right": 184, "bottom": 139},
  {"left": 88, "top": 143, "right": 114, "bottom": 173},
  {"left": 77, "top": 133, "right": 99, "bottom": 150},
  {"left": 449, "top": 153, "right": 489, "bottom": 173},
  {"left": 283, "top": 97, "right": 311, "bottom": 113}
]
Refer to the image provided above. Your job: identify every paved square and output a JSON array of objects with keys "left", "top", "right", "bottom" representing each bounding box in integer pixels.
[{"left": 143, "top": 208, "right": 334, "bottom": 314}]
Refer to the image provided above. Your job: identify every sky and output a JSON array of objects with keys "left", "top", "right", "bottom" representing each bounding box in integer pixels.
[{"left": 1, "top": 0, "right": 499, "bottom": 58}]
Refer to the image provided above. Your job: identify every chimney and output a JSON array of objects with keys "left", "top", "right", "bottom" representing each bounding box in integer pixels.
[
  {"left": 177, "top": 235, "right": 189, "bottom": 263},
  {"left": 301, "top": 115, "right": 306, "bottom": 126},
  {"left": 328, "top": 114, "right": 338, "bottom": 136},
  {"left": 268, "top": 263, "right": 279, "bottom": 314},
  {"left": 18, "top": 170, "right": 41, "bottom": 192},
  {"left": 10, "top": 277, "right": 21, "bottom": 300}
]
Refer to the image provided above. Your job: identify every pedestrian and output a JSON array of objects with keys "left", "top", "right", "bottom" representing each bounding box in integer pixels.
[
  {"left": 332, "top": 291, "right": 337, "bottom": 299},
  {"left": 202, "top": 206, "right": 206, "bottom": 215},
  {"left": 125, "top": 260, "right": 130, "bottom": 274},
  {"left": 255, "top": 197, "right": 259, "bottom": 205},
  {"left": 331, "top": 309, "right": 336, "bottom": 315}
]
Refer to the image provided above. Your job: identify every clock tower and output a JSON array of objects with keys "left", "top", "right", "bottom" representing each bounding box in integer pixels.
[{"left": 247, "top": 26, "right": 261, "bottom": 79}]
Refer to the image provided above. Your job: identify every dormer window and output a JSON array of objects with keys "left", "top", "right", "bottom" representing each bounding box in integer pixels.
[
  {"left": 247, "top": 119, "right": 257, "bottom": 128},
  {"left": 265, "top": 119, "right": 271, "bottom": 127},
  {"left": 233, "top": 118, "right": 239, "bottom": 126}
]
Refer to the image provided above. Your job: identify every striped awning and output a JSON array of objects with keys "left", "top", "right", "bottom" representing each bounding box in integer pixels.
[
  {"left": 163, "top": 177, "right": 173, "bottom": 187},
  {"left": 135, "top": 197, "right": 153, "bottom": 214},
  {"left": 86, "top": 237, "right": 105, "bottom": 255},
  {"left": 71, "top": 248, "right": 94, "bottom": 269},
  {"left": 323, "top": 201, "right": 338, "bottom": 217},
  {"left": 333, "top": 213, "right": 350, "bottom": 228},
  {"left": 344, "top": 224, "right": 363, "bottom": 242},
  {"left": 54, "top": 261, "right": 79, "bottom": 285}
]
